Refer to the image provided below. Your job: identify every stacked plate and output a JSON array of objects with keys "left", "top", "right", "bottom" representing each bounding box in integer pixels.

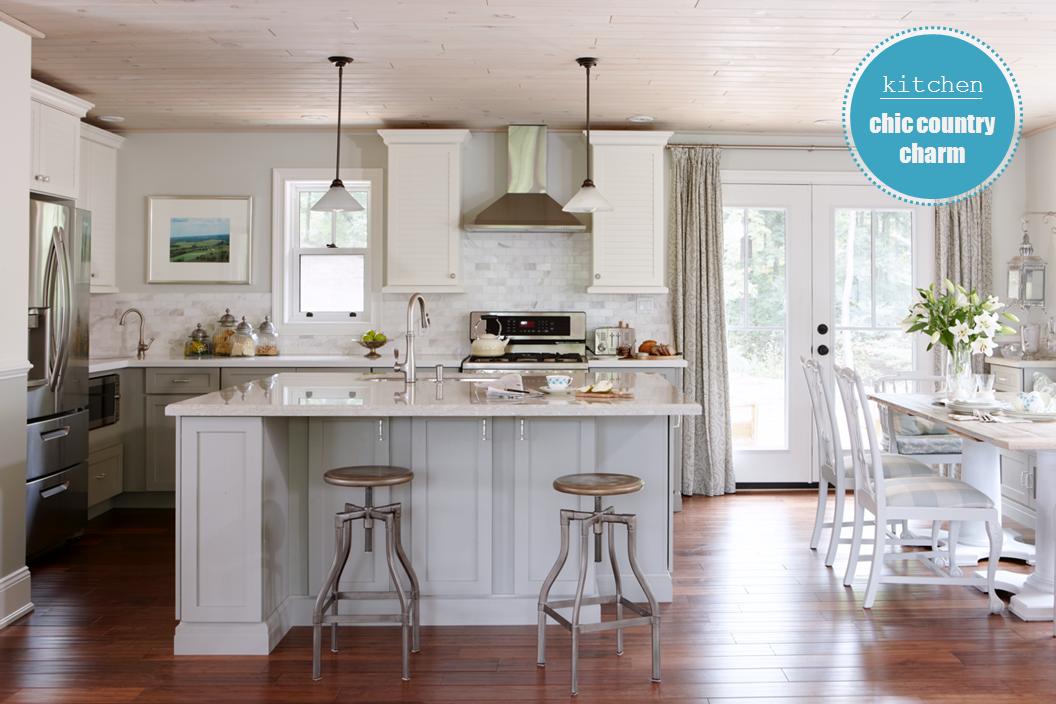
[{"left": 945, "top": 398, "right": 1007, "bottom": 414}]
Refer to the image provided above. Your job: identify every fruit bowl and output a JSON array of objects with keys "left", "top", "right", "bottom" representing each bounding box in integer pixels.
[{"left": 358, "top": 339, "right": 387, "bottom": 359}]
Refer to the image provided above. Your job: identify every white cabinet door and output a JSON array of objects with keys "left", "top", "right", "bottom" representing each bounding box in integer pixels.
[
  {"left": 379, "top": 130, "right": 470, "bottom": 292},
  {"left": 307, "top": 418, "right": 397, "bottom": 595},
  {"left": 512, "top": 418, "right": 595, "bottom": 596},
  {"left": 81, "top": 130, "right": 121, "bottom": 293},
  {"left": 31, "top": 102, "right": 81, "bottom": 198},
  {"left": 588, "top": 131, "right": 673, "bottom": 294},
  {"left": 410, "top": 417, "right": 492, "bottom": 595}
]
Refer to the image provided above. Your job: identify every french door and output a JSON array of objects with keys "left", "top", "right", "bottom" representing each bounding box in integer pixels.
[{"left": 722, "top": 178, "right": 932, "bottom": 485}]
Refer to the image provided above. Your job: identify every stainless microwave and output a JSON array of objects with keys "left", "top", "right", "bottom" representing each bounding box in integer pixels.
[{"left": 88, "top": 374, "right": 120, "bottom": 430}]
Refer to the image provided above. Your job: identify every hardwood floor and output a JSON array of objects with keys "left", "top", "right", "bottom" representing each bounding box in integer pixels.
[{"left": 3, "top": 493, "right": 1055, "bottom": 703}]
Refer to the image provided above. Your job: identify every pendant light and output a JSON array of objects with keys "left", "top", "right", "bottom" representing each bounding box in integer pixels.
[
  {"left": 563, "top": 57, "right": 612, "bottom": 213},
  {"left": 312, "top": 56, "right": 364, "bottom": 229}
]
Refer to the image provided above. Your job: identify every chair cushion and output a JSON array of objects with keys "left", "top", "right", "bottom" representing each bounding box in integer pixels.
[
  {"left": 839, "top": 452, "right": 934, "bottom": 479},
  {"left": 894, "top": 434, "right": 964, "bottom": 455},
  {"left": 893, "top": 413, "right": 950, "bottom": 436},
  {"left": 884, "top": 477, "right": 994, "bottom": 509}
]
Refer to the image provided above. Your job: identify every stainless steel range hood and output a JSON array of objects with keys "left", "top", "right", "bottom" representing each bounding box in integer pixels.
[{"left": 465, "top": 125, "right": 587, "bottom": 232}]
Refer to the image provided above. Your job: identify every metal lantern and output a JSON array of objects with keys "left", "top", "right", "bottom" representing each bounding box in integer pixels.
[{"left": 1008, "top": 217, "right": 1046, "bottom": 308}]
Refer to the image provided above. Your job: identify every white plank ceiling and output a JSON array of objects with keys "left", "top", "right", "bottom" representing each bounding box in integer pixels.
[{"left": 5, "top": 0, "right": 1056, "bottom": 133}]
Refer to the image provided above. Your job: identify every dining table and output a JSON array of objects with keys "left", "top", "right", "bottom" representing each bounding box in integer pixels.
[{"left": 871, "top": 391, "right": 1054, "bottom": 621}]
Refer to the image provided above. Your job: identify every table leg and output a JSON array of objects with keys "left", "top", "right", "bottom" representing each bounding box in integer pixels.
[{"left": 956, "top": 441, "right": 1034, "bottom": 565}]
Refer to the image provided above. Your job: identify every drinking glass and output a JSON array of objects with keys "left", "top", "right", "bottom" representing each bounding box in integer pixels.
[{"left": 974, "top": 373, "right": 995, "bottom": 400}]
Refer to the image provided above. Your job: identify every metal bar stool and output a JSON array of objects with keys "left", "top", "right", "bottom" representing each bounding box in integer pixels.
[
  {"left": 536, "top": 473, "right": 660, "bottom": 696},
  {"left": 312, "top": 465, "right": 421, "bottom": 681}
]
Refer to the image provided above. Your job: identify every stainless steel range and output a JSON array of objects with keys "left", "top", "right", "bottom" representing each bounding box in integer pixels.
[{"left": 462, "top": 311, "right": 588, "bottom": 371}]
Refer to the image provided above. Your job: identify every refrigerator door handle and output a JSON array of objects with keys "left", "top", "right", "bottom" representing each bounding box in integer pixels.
[
  {"left": 50, "top": 227, "right": 72, "bottom": 394},
  {"left": 42, "top": 229, "right": 59, "bottom": 389},
  {"left": 40, "top": 481, "right": 70, "bottom": 499},
  {"left": 40, "top": 426, "right": 71, "bottom": 442}
]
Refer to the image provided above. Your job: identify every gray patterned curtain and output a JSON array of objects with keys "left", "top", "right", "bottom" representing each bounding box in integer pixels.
[
  {"left": 935, "top": 191, "right": 992, "bottom": 293},
  {"left": 669, "top": 146, "right": 734, "bottom": 496}
]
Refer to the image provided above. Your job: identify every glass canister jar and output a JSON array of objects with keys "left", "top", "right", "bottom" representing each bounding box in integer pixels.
[
  {"left": 256, "top": 315, "right": 279, "bottom": 356},
  {"left": 229, "top": 316, "right": 257, "bottom": 357},
  {"left": 213, "top": 308, "right": 238, "bottom": 356},
  {"left": 184, "top": 323, "right": 212, "bottom": 358}
]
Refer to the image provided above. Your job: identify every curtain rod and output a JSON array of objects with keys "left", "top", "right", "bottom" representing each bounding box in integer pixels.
[{"left": 666, "top": 143, "right": 849, "bottom": 152}]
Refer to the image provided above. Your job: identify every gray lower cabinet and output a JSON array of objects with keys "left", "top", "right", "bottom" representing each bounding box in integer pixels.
[
  {"left": 145, "top": 393, "right": 198, "bottom": 491},
  {"left": 410, "top": 418, "right": 493, "bottom": 595},
  {"left": 307, "top": 418, "right": 395, "bottom": 596},
  {"left": 88, "top": 443, "right": 123, "bottom": 506},
  {"left": 220, "top": 367, "right": 285, "bottom": 388}
]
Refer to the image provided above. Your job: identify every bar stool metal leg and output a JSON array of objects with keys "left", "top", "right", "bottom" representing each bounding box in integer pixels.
[
  {"left": 570, "top": 516, "right": 592, "bottom": 696},
  {"left": 537, "top": 509, "right": 572, "bottom": 668},
  {"left": 607, "top": 522, "right": 624, "bottom": 656},
  {"left": 381, "top": 512, "right": 412, "bottom": 682},
  {"left": 314, "top": 509, "right": 359, "bottom": 681},
  {"left": 330, "top": 514, "right": 353, "bottom": 653},
  {"left": 391, "top": 505, "right": 421, "bottom": 653},
  {"left": 626, "top": 516, "right": 661, "bottom": 683}
]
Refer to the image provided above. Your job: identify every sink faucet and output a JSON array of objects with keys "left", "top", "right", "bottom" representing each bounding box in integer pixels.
[
  {"left": 119, "top": 307, "right": 154, "bottom": 360},
  {"left": 395, "top": 293, "right": 430, "bottom": 383}
]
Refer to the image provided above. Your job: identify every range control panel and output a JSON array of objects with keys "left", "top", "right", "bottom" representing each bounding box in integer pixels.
[{"left": 469, "top": 311, "right": 586, "bottom": 341}]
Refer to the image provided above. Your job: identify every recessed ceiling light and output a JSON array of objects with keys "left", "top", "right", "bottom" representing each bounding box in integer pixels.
[
  {"left": 97, "top": 115, "right": 125, "bottom": 123},
  {"left": 301, "top": 114, "right": 328, "bottom": 121},
  {"left": 627, "top": 115, "right": 654, "bottom": 123}
]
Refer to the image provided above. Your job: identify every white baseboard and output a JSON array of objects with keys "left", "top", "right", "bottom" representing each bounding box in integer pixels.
[{"left": 0, "top": 567, "right": 33, "bottom": 629}]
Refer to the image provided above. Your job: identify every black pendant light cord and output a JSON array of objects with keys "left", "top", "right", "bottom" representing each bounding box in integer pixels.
[
  {"left": 333, "top": 58, "right": 347, "bottom": 183},
  {"left": 576, "top": 57, "right": 598, "bottom": 186}
]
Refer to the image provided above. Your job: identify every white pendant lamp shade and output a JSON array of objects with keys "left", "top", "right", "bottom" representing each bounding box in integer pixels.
[
  {"left": 311, "top": 178, "right": 364, "bottom": 212},
  {"left": 312, "top": 56, "right": 364, "bottom": 214},
  {"left": 563, "top": 179, "right": 612, "bottom": 213},
  {"left": 563, "top": 56, "right": 611, "bottom": 214}
]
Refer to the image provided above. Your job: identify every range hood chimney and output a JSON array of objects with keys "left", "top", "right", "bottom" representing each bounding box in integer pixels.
[{"left": 465, "top": 125, "right": 587, "bottom": 232}]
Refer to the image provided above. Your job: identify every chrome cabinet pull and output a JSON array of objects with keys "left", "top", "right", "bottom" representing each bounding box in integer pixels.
[
  {"left": 449, "top": 273, "right": 456, "bottom": 279},
  {"left": 95, "top": 473, "right": 107, "bottom": 480},
  {"left": 169, "top": 378, "right": 191, "bottom": 384},
  {"left": 378, "top": 419, "right": 384, "bottom": 441},
  {"left": 481, "top": 419, "right": 487, "bottom": 440},
  {"left": 519, "top": 418, "right": 526, "bottom": 441}
]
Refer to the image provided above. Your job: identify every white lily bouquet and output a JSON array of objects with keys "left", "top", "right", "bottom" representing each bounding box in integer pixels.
[{"left": 902, "top": 280, "right": 1017, "bottom": 400}]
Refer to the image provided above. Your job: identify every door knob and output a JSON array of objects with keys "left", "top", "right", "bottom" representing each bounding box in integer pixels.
[
  {"left": 817, "top": 323, "right": 829, "bottom": 335},
  {"left": 817, "top": 344, "right": 830, "bottom": 356}
]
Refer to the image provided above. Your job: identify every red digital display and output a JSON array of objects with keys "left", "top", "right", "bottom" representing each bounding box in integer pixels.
[{"left": 518, "top": 320, "right": 535, "bottom": 328}]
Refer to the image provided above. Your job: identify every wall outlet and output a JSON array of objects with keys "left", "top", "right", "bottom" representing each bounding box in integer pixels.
[{"left": 636, "top": 296, "right": 654, "bottom": 314}]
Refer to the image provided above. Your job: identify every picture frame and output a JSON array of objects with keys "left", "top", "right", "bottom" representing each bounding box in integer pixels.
[{"left": 147, "top": 195, "right": 253, "bottom": 283}]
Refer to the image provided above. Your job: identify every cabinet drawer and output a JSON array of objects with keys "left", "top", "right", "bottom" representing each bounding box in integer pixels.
[
  {"left": 992, "top": 366, "right": 1023, "bottom": 393},
  {"left": 145, "top": 368, "right": 220, "bottom": 394},
  {"left": 88, "top": 444, "right": 123, "bottom": 506},
  {"left": 220, "top": 368, "right": 285, "bottom": 388}
]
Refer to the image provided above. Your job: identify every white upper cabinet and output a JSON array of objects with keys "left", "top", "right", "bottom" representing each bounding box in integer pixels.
[
  {"left": 80, "top": 124, "right": 125, "bottom": 293},
  {"left": 587, "top": 131, "right": 674, "bottom": 294},
  {"left": 378, "top": 129, "right": 470, "bottom": 292},
  {"left": 30, "top": 80, "right": 92, "bottom": 199}
]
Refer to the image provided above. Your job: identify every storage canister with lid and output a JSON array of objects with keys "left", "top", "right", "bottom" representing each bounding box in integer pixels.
[
  {"left": 184, "top": 323, "right": 212, "bottom": 358},
  {"left": 256, "top": 315, "right": 279, "bottom": 356},
  {"left": 213, "top": 308, "right": 238, "bottom": 356},
  {"left": 229, "top": 316, "right": 258, "bottom": 357}
]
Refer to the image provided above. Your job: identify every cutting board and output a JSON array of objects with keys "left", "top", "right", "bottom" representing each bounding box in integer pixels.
[{"left": 575, "top": 390, "right": 635, "bottom": 400}]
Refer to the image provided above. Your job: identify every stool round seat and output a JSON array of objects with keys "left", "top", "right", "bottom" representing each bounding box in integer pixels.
[
  {"left": 323, "top": 465, "right": 414, "bottom": 488},
  {"left": 553, "top": 473, "right": 644, "bottom": 497}
]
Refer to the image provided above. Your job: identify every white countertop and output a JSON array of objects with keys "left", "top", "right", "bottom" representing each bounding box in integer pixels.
[
  {"left": 89, "top": 353, "right": 687, "bottom": 375},
  {"left": 165, "top": 371, "right": 701, "bottom": 418},
  {"left": 986, "top": 357, "right": 1056, "bottom": 369}
]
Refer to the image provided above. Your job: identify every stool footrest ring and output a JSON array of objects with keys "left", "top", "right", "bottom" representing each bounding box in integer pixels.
[
  {"left": 578, "top": 615, "right": 655, "bottom": 634},
  {"left": 318, "top": 613, "right": 403, "bottom": 626}
]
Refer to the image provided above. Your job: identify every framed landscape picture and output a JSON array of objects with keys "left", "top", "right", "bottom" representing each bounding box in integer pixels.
[{"left": 147, "top": 195, "right": 252, "bottom": 283}]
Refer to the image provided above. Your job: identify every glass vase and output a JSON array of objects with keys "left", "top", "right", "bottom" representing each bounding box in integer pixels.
[{"left": 945, "top": 343, "right": 974, "bottom": 402}]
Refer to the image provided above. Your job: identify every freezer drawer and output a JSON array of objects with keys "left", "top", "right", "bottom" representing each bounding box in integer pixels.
[
  {"left": 26, "top": 409, "right": 88, "bottom": 482},
  {"left": 26, "top": 462, "right": 87, "bottom": 559}
]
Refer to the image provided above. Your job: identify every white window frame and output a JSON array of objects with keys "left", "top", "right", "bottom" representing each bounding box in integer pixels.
[{"left": 271, "top": 167, "right": 383, "bottom": 335}]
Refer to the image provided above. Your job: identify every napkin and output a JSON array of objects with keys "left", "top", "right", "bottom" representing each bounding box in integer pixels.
[{"left": 473, "top": 373, "right": 530, "bottom": 398}]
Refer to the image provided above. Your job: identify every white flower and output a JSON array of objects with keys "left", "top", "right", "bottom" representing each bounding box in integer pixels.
[
  {"left": 983, "top": 295, "right": 1005, "bottom": 311},
  {"left": 912, "top": 303, "right": 927, "bottom": 317},
  {"left": 930, "top": 331, "right": 941, "bottom": 344},
  {"left": 955, "top": 290, "right": 969, "bottom": 307},
  {"left": 971, "top": 336, "right": 997, "bottom": 356},
  {"left": 949, "top": 321, "right": 972, "bottom": 345},
  {"left": 971, "top": 312, "right": 1000, "bottom": 337}
]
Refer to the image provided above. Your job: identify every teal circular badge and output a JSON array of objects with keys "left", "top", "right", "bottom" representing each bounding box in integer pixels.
[{"left": 843, "top": 27, "right": 1022, "bottom": 205}]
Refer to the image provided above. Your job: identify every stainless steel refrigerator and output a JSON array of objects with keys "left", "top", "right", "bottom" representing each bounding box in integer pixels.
[{"left": 26, "top": 195, "right": 90, "bottom": 558}]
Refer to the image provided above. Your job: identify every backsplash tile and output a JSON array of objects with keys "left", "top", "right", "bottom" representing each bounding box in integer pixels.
[{"left": 90, "top": 233, "right": 672, "bottom": 359}]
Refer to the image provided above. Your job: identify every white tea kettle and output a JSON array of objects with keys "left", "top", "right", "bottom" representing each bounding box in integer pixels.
[{"left": 471, "top": 318, "right": 509, "bottom": 357}]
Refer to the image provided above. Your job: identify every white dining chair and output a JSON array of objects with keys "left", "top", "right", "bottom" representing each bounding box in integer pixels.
[
  {"left": 801, "top": 358, "right": 934, "bottom": 568},
  {"left": 834, "top": 365, "right": 1002, "bottom": 612},
  {"left": 876, "top": 373, "right": 963, "bottom": 472}
]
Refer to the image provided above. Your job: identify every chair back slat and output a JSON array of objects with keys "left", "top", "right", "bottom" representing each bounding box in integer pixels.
[
  {"left": 800, "top": 357, "right": 844, "bottom": 481},
  {"left": 834, "top": 366, "right": 886, "bottom": 506}
]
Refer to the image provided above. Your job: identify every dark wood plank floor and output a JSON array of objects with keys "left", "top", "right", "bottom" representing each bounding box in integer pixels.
[{"left": 3, "top": 493, "right": 1055, "bottom": 703}]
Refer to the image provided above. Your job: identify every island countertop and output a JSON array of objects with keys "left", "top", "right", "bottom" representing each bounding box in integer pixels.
[{"left": 164, "top": 371, "right": 701, "bottom": 418}]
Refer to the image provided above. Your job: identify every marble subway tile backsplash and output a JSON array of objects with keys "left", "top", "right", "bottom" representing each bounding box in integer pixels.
[{"left": 90, "top": 233, "right": 672, "bottom": 359}]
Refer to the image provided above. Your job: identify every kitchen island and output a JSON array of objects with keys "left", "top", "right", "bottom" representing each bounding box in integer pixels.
[{"left": 166, "top": 371, "right": 700, "bottom": 655}]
